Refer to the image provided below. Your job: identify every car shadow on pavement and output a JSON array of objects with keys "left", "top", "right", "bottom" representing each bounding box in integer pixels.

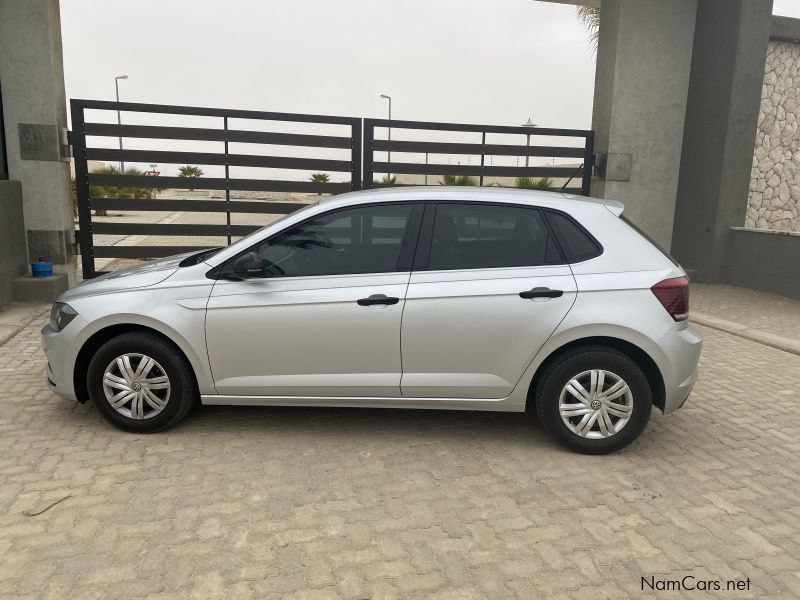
[
  {"left": 57, "top": 397, "right": 562, "bottom": 450},
  {"left": 50, "top": 392, "right": 697, "bottom": 456}
]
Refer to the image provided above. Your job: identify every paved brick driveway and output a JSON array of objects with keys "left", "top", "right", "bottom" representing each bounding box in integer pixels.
[{"left": 1, "top": 314, "right": 799, "bottom": 599}]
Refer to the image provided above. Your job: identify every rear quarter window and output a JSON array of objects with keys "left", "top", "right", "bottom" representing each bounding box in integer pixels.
[{"left": 544, "top": 211, "right": 602, "bottom": 263}]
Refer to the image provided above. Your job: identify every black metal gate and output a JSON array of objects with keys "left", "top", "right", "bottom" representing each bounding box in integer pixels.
[
  {"left": 72, "top": 100, "right": 595, "bottom": 278},
  {"left": 71, "top": 99, "right": 362, "bottom": 278},
  {"left": 363, "top": 118, "right": 594, "bottom": 195}
]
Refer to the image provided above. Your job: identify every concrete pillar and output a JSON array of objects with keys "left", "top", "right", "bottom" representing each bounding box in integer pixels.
[
  {"left": 0, "top": 181, "right": 27, "bottom": 309},
  {"left": 671, "top": 0, "right": 774, "bottom": 280},
  {"left": 591, "top": 0, "right": 698, "bottom": 250},
  {"left": 0, "top": 0, "right": 76, "bottom": 284}
]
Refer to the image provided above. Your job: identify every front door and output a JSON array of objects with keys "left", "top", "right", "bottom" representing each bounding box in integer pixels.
[
  {"left": 401, "top": 201, "right": 577, "bottom": 399},
  {"left": 206, "top": 202, "right": 421, "bottom": 397}
]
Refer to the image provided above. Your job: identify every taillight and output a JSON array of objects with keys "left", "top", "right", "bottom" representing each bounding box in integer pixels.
[{"left": 651, "top": 277, "right": 689, "bottom": 321}]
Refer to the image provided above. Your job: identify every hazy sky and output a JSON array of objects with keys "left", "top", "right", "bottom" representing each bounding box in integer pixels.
[
  {"left": 60, "top": 0, "right": 596, "bottom": 129},
  {"left": 774, "top": 0, "right": 800, "bottom": 19}
]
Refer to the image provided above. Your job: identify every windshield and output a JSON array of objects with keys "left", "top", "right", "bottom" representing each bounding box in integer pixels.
[
  {"left": 228, "top": 200, "right": 321, "bottom": 248},
  {"left": 179, "top": 201, "right": 321, "bottom": 267}
]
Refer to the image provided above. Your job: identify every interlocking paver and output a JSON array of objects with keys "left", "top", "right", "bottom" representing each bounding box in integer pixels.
[
  {"left": 691, "top": 282, "right": 800, "bottom": 341},
  {"left": 0, "top": 312, "right": 799, "bottom": 598}
]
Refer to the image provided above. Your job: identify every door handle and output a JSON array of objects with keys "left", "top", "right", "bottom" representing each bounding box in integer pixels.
[
  {"left": 357, "top": 294, "right": 400, "bottom": 306},
  {"left": 519, "top": 287, "right": 564, "bottom": 299}
]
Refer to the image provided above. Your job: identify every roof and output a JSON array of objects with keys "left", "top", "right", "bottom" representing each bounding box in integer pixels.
[{"left": 319, "top": 186, "right": 625, "bottom": 216}]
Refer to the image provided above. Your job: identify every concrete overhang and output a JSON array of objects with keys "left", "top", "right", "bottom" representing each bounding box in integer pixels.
[
  {"left": 770, "top": 15, "right": 800, "bottom": 42},
  {"left": 538, "top": 0, "right": 600, "bottom": 8}
]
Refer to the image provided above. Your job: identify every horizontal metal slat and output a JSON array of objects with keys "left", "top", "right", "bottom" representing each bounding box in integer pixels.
[
  {"left": 89, "top": 198, "right": 307, "bottom": 214},
  {"left": 84, "top": 123, "right": 226, "bottom": 141},
  {"left": 226, "top": 130, "right": 353, "bottom": 149},
  {"left": 91, "top": 222, "right": 260, "bottom": 237},
  {"left": 83, "top": 123, "right": 354, "bottom": 149},
  {"left": 92, "top": 245, "right": 216, "bottom": 259},
  {"left": 372, "top": 139, "right": 585, "bottom": 158},
  {"left": 366, "top": 118, "right": 592, "bottom": 137},
  {"left": 372, "top": 162, "right": 582, "bottom": 178},
  {"left": 73, "top": 99, "right": 360, "bottom": 125},
  {"left": 86, "top": 148, "right": 352, "bottom": 171},
  {"left": 87, "top": 173, "right": 351, "bottom": 193}
]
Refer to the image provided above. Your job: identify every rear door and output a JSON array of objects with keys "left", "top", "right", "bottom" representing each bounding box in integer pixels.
[{"left": 400, "top": 201, "right": 577, "bottom": 399}]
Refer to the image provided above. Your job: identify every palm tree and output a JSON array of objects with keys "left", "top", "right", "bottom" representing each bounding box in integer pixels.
[
  {"left": 310, "top": 172, "right": 330, "bottom": 195},
  {"left": 178, "top": 165, "right": 204, "bottom": 178},
  {"left": 577, "top": 6, "right": 600, "bottom": 53},
  {"left": 515, "top": 176, "right": 553, "bottom": 190},
  {"left": 439, "top": 174, "right": 477, "bottom": 186}
]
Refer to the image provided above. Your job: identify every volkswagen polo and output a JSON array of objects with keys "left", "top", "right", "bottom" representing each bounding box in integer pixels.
[{"left": 42, "top": 187, "right": 702, "bottom": 454}]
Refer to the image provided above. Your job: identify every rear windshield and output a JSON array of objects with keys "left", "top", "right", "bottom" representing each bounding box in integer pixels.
[{"left": 621, "top": 216, "right": 681, "bottom": 268}]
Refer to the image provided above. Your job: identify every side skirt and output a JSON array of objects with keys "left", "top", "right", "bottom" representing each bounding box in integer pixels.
[{"left": 200, "top": 395, "right": 526, "bottom": 412}]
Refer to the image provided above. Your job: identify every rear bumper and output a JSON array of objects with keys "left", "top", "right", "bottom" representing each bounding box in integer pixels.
[{"left": 660, "top": 322, "right": 703, "bottom": 415}]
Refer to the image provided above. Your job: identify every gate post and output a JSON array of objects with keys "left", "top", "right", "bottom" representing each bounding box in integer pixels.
[
  {"left": 70, "top": 100, "right": 95, "bottom": 279},
  {"left": 363, "top": 120, "right": 374, "bottom": 189},
  {"left": 351, "top": 119, "right": 362, "bottom": 191},
  {"left": 582, "top": 131, "right": 595, "bottom": 197}
]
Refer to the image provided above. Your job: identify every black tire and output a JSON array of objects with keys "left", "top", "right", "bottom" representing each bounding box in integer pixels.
[
  {"left": 87, "top": 331, "right": 197, "bottom": 432},
  {"left": 535, "top": 346, "right": 652, "bottom": 454}
]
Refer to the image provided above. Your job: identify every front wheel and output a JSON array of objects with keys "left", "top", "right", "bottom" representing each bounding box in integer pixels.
[
  {"left": 535, "top": 347, "right": 652, "bottom": 454},
  {"left": 87, "top": 332, "right": 197, "bottom": 432}
]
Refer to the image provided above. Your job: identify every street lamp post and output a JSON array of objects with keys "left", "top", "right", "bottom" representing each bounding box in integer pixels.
[
  {"left": 380, "top": 94, "right": 392, "bottom": 180},
  {"left": 115, "top": 75, "right": 128, "bottom": 171},
  {"left": 521, "top": 117, "right": 537, "bottom": 169}
]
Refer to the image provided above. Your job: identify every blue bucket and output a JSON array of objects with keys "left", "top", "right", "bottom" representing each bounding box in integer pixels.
[{"left": 31, "top": 260, "right": 53, "bottom": 278}]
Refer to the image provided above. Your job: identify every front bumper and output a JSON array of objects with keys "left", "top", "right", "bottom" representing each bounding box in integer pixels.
[{"left": 41, "top": 318, "right": 87, "bottom": 402}]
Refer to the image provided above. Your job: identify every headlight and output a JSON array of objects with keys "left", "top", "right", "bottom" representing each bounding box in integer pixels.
[{"left": 50, "top": 303, "right": 78, "bottom": 332}]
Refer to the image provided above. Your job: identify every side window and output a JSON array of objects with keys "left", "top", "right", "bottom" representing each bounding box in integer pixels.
[
  {"left": 427, "top": 203, "right": 563, "bottom": 271},
  {"left": 545, "top": 211, "right": 601, "bottom": 263},
  {"left": 252, "top": 203, "right": 414, "bottom": 277}
]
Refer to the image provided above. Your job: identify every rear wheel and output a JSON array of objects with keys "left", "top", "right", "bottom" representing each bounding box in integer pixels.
[
  {"left": 87, "top": 332, "right": 196, "bottom": 432},
  {"left": 535, "top": 347, "right": 652, "bottom": 454}
]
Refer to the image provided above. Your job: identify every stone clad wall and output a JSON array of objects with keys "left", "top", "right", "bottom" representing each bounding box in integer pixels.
[{"left": 747, "top": 41, "right": 800, "bottom": 232}]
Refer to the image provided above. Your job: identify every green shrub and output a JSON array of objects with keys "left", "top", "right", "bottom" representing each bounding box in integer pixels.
[
  {"left": 88, "top": 166, "right": 153, "bottom": 216},
  {"left": 439, "top": 174, "right": 477, "bottom": 186},
  {"left": 374, "top": 175, "right": 397, "bottom": 187},
  {"left": 515, "top": 176, "right": 553, "bottom": 190}
]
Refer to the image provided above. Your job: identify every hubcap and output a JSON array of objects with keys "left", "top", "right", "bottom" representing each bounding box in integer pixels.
[
  {"left": 102, "top": 353, "right": 171, "bottom": 419},
  {"left": 558, "top": 369, "right": 633, "bottom": 439}
]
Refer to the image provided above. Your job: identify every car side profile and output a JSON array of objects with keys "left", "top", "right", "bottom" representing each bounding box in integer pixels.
[{"left": 42, "top": 187, "right": 702, "bottom": 454}]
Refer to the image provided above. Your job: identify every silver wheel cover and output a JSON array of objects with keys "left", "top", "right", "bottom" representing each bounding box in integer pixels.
[
  {"left": 558, "top": 369, "right": 633, "bottom": 439},
  {"left": 102, "top": 353, "right": 171, "bottom": 419}
]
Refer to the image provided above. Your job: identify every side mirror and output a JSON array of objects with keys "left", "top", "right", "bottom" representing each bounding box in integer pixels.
[{"left": 232, "top": 252, "right": 263, "bottom": 278}]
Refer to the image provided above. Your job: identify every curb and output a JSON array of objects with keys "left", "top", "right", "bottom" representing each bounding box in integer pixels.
[{"left": 691, "top": 311, "right": 800, "bottom": 357}]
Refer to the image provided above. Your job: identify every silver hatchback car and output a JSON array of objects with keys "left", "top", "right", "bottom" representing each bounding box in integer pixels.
[{"left": 42, "top": 187, "right": 701, "bottom": 454}]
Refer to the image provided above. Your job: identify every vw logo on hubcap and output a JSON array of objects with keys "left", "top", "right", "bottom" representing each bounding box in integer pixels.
[
  {"left": 590, "top": 399, "right": 602, "bottom": 410},
  {"left": 131, "top": 381, "right": 142, "bottom": 391}
]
